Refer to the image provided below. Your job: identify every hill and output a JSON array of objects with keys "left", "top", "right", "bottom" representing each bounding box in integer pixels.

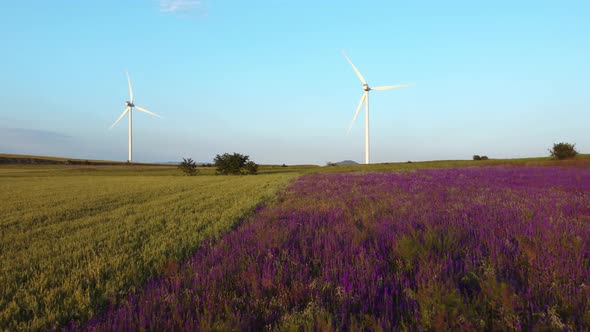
[{"left": 335, "top": 160, "right": 359, "bottom": 166}]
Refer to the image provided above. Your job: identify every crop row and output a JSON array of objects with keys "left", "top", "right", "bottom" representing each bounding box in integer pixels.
[{"left": 0, "top": 173, "right": 296, "bottom": 330}]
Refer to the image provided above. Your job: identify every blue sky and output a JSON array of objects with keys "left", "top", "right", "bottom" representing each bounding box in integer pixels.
[{"left": 0, "top": 0, "right": 588, "bottom": 164}]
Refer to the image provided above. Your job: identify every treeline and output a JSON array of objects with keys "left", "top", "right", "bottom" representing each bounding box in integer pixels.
[{"left": 179, "top": 153, "right": 259, "bottom": 176}]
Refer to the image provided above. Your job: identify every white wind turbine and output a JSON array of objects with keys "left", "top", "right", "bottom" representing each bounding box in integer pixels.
[
  {"left": 110, "top": 71, "right": 160, "bottom": 162},
  {"left": 341, "top": 50, "right": 413, "bottom": 164}
]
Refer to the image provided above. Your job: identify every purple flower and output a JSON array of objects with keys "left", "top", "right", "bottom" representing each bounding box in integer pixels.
[{"left": 75, "top": 166, "right": 590, "bottom": 331}]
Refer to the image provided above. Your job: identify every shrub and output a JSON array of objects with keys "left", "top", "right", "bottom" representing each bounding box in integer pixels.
[
  {"left": 178, "top": 158, "right": 199, "bottom": 176},
  {"left": 549, "top": 143, "right": 578, "bottom": 160},
  {"left": 473, "top": 155, "right": 481, "bottom": 161},
  {"left": 214, "top": 153, "right": 258, "bottom": 175},
  {"left": 481, "top": 156, "right": 489, "bottom": 160},
  {"left": 242, "top": 161, "right": 258, "bottom": 175}
]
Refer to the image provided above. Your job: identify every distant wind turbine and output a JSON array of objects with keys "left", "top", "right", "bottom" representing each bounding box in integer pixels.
[
  {"left": 341, "top": 50, "right": 413, "bottom": 164},
  {"left": 110, "top": 71, "right": 160, "bottom": 162}
]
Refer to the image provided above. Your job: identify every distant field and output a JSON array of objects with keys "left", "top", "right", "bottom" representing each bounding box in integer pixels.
[
  {"left": 307, "top": 154, "right": 590, "bottom": 173},
  {"left": 0, "top": 169, "right": 297, "bottom": 330},
  {"left": 2, "top": 152, "right": 588, "bottom": 176}
]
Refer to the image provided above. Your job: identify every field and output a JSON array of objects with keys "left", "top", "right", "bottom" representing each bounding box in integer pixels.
[
  {"left": 76, "top": 165, "right": 590, "bottom": 330},
  {"left": 1, "top": 157, "right": 590, "bottom": 330},
  {"left": 0, "top": 166, "right": 297, "bottom": 330}
]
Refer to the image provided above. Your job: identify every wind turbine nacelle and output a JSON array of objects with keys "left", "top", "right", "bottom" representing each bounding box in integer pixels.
[
  {"left": 125, "top": 101, "right": 134, "bottom": 107},
  {"left": 363, "top": 84, "right": 371, "bottom": 91}
]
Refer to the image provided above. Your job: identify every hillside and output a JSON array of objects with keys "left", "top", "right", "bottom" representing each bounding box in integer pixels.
[{"left": 0, "top": 153, "right": 164, "bottom": 166}]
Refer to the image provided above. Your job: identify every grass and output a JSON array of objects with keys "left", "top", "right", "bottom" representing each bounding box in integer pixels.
[{"left": 0, "top": 169, "right": 298, "bottom": 330}]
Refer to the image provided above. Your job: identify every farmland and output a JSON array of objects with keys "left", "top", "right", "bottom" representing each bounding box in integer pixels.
[
  {"left": 81, "top": 166, "right": 590, "bottom": 330},
  {"left": 0, "top": 166, "right": 297, "bottom": 330},
  {"left": 1, "top": 158, "right": 590, "bottom": 330}
]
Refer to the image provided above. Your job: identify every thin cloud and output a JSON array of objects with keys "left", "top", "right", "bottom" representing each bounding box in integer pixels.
[
  {"left": 0, "top": 127, "right": 73, "bottom": 156},
  {"left": 0, "top": 127, "right": 70, "bottom": 141},
  {"left": 159, "top": 0, "right": 206, "bottom": 16}
]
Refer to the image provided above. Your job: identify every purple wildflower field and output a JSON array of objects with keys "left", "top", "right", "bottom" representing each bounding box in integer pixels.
[{"left": 80, "top": 166, "right": 590, "bottom": 330}]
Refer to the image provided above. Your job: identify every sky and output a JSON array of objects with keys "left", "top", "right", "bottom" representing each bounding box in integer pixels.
[{"left": 0, "top": 0, "right": 588, "bottom": 165}]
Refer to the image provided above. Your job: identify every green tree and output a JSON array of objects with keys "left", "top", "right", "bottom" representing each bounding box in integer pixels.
[
  {"left": 549, "top": 142, "right": 578, "bottom": 160},
  {"left": 178, "top": 157, "right": 199, "bottom": 176},
  {"left": 214, "top": 153, "right": 258, "bottom": 175}
]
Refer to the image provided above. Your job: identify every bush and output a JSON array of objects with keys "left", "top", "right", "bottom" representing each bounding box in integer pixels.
[
  {"left": 242, "top": 161, "right": 258, "bottom": 175},
  {"left": 549, "top": 143, "right": 578, "bottom": 160},
  {"left": 214, "top": 153, "right": 258, "bottom": 175},
  {"left": 178, "top": 157, "right": 199, "bottom": 176},
  {"left": 481, "top": 156, "right": 489, "bottom": 160},
  {"left": 473, "top": 155, "right": 481, "bottom": 161}
]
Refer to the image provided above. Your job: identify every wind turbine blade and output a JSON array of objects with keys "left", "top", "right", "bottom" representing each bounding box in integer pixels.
[
  {"left": 371, "top": 83, "right": 414, "bottom": 91},
  {"left": 110, "top": 107, "right": 130, "bottom": 129},
  {"left": 126, "top": 70, "right": 133, "bottom": 103},
  {"left": 347, "top": 92, "right": 367, "bottom": 135},
  {"left": 135, "top": 106, "right": 161, "bottom": 118},
  {"left": 340, "top": 49, "right": 367, "bottom": 85}
]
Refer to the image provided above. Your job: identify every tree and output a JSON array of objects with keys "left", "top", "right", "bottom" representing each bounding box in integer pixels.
[
  {"left": 473, "top": 155, "right": 482, "bottom": 161},
  {"left": 178, "top": 157, "right": 199, "bottom": 176},
  {"left": 214, "top": 153, "right": 258, "bottom": 175},
  {"left": 549, "top": 142, "right": 578, "bottom": 160}
]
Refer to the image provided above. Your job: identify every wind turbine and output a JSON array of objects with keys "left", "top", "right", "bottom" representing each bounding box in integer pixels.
[
  {"left": 341, "top": 50, "right": 413, "bottom": 164},
  {"left": 110, "top": 71, "right": 160, "bottom": 162}
]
